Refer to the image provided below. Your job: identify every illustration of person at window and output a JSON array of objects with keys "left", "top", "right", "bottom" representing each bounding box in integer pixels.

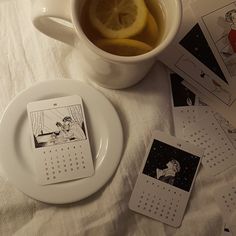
[
  {"left": 62, "top": 116, "right": 86, "bottom": 141},
  {"left": 55, "top": 121, "right": 67, "bottom": 142},
  {"left": 156, "top": 159, "right": 181, "bottom": 185}
]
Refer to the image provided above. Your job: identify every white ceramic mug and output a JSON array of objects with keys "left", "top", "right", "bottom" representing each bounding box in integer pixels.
[{"left": 32, "top": 0, "right": 182, "bottom": 89}]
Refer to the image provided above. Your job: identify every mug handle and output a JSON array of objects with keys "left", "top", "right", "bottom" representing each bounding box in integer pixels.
[{"left": 32, "top": 0, "right": 77, "bottom": 46}]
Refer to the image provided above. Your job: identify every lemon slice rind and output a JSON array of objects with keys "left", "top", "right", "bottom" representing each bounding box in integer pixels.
[
  {"left": 95, "top": 38, "right": 153, "bottom": 56},
  {"left": 89, "top": 0, "right": 148, "bottom": 39},
  {"left": 133, "top": 12, "right": 159, "bottom": 47}
]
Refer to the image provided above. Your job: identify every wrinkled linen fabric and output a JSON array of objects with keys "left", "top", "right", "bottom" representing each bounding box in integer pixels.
[{"left": 0, "top": 0, "right": 236, "bottom": 236}]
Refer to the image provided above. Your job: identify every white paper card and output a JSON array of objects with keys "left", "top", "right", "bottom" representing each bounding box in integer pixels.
[
  {"left": 214, "top": 182, "right": 236, "bottom": 221},
  {"left": 190, "top": 0, "right": 236, "bottom": 91},
  {"left": 27, "top": 95, "right": 94, "bottom": 185},
  {"left": 129, "top": 131, "right": 203, "bottom": 227},
  {"left": 184, "top": 115, "right": 236, "bottom": 175},
  {"left": 160, "top": 0, "right": 236, "bottom": 127},
  {"left": 173, "top": 106, "right": 198, "bottom": 138},
  {"left": 170, "top": 72, "right": 199, "bottom": 138}
]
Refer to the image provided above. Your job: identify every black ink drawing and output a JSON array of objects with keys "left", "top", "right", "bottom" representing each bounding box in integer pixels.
[
  {"left": 179, "top": 23, "right": 227, "bottom": 82},
  {"left": 176, "top": 56, "right": 232, "bottom": 105},
  {"left": 170, "top": 73, "right": 196, "bottom": 107},
  {"left": 200, "top": 2, "right": 236, "bottom": 77},
  {"left": 156, "top": 159, "right": 181, "bottom": 185},
  {"left": 30, "top": 105, "right": 86, "bottom": 148},
  {"left": 143, "top": 140, "right": 200, "bottom": 192}
]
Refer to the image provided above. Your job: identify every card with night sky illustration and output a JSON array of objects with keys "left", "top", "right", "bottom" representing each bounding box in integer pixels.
[
  {"left": 159, "top": 0, "right": 236, "bottom": 126},
  {"left": 142, "top": 137, "right": 201, "bottom": 192},
  {"left": 176, "top": 26, "right": 233, "bottom": 106},
  {"left": 170, "top": 73, "right": 197, "bottom": 107},
  {"left": 129, "top": 131, "right": 203, "bottom": 227},
  {"left": 179, "top": 23, "right": 227, "bottom": 84},
  {"left": 190, "top": 0, "right": 236, "bottom": 91}
]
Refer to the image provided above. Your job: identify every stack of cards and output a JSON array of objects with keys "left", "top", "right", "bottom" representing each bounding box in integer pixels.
[
  {"left": 168, "top": 70, "right": 236, "bottom": 231},
  {"left": 129, "top": 131, "right": 203, "bottom": 227},
  {"left": 160, "top": 0, "right": 236, "bottom": 127},
  {"left": 170, "top": 72, "right": 236, "bottom": 176},
  {"left": 27, "top": 95, "right": 94, "bottom": 185}
]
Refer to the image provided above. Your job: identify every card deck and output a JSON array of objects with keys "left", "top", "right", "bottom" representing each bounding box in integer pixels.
[
  {"left": 159, "top": 0, "right": 236, "bottom": 127},
  {"left": 190, "top": 0, "right": 236, "bottom": 91},
  {"left": 27, "top": 95, "right": 94, "bottom": 185},
  {"left": 129, "top": 131, "right": 203, "bottom": 227}
]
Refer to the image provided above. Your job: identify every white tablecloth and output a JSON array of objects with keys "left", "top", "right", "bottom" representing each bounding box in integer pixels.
[{"left": 0, "top": 0, "right": 235, "bottom": 235}]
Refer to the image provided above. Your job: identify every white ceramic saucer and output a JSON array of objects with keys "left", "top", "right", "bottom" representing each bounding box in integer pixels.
[{"left": 0, "top": 80, "right": 123, "bottom": 204}]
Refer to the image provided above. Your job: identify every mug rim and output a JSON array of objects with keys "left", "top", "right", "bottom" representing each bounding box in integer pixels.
[{"left": 71, "top": 0, "right": 182, "bottom": 63}]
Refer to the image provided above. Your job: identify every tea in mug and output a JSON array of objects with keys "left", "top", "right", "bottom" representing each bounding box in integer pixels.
[{"left": 80, "top": 0, "right": 165, "bottom": 56}]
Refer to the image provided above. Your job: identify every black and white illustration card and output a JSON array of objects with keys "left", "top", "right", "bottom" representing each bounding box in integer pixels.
[
  {"left": 174, "top": 22, "right": 234, "bottom": 106},
  {"left": 27, "top": 95, "right": 94, "bottom": 185},
  {"left": 179, "top": 23, "right": 227, "bottom": 83},
  {"left": 129, "top": 131, "right": 203, "bottom": 227},
  {"left": 191, "top": 0, "right": 236, "bottom": 91},
  {"left": 182, "top": 80, "right": 236, "bottom": 128},
  {"left": 176, "top": 25, "right": 233, "bottom": 106},
  {"left": 160, "top": 0, "right": 236, "bottom": 127}
]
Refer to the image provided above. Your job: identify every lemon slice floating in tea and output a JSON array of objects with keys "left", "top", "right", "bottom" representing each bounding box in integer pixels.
[
  {"left": 133, "top": 12, "right": 159, "bottom": 47},
  {"left": 95, "top": 38, "right": 152, "bottom": 56},
  {"left": 89, "top": 0, "right": 148, "bottom": 39}
]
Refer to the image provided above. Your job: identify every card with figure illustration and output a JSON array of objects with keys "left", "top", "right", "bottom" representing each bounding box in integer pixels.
[
  {"left": 129, "top": 131, "right": 203, "bottom": 227},
  {"left": 190, "top": 0, "right": 236, "bottom": 91},
  {"left": 170, "top": 22, "right": 234, "bottom": 106},
  {"left": 160, "top": 0, "right": 236, "bottom": 127},
  {"left": 159, "top": 0, "right": 232, "bottom": 102},
  {"left": 27, "top": 95, "right": 94, "bottom": 185},
  {"left": 176, "top": 26, "right": 233, "bottom": 106}
]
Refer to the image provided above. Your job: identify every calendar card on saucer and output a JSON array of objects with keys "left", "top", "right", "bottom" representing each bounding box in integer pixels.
[
  {"left": 27, "top": 95, "right": 94, "bottom": 185},
  {"left": 129, "top": 131, "right": 203, "bottom": 227}
]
